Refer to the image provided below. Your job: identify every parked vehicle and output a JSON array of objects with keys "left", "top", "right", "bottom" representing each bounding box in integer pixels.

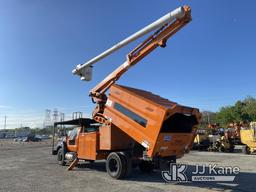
[
  {"left": 52, "top": 5, "right": 201, "bottom": 179},
  {"left": 240, "top": 122, "right": 256, "bottom": 154}
]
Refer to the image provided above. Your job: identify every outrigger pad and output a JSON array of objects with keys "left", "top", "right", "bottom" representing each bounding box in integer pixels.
[{"left": 67, "top": 158, "right": 79, "bottom": 171}]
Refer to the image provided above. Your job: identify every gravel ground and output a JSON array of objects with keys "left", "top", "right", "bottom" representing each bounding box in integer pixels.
[{"left": 0, "top": 139, "right": 256, "bottom": 192}]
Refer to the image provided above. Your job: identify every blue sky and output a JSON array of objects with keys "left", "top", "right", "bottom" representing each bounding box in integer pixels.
[{"left": 0, "top": 0, "right": 256, "bottom": 128}]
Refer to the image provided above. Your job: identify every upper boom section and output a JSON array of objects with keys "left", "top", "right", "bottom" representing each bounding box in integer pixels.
[
  {"left": 72, "top": 6, "right": 187, "bottom": 81},
  {"left": 90, "top": 5, "right": 191, "bottom": 97}
]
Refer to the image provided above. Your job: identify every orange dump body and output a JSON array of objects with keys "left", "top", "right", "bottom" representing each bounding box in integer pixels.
[{"left": 103, "top": 84, "right": 201, "bottom": 158}]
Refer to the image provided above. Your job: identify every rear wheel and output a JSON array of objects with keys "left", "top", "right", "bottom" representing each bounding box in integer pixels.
[
  {"left": 106, "top": 152, "right": 126, "bottom": 179},
  {"left": 57, "top": 148, "right": 66, "bottom": 166},
  {"left": 118, "top": 152, "right": 132, "bottom": 177}
]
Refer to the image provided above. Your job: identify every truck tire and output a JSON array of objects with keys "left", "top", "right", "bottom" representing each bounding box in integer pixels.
[
  {"left": 229, "top": 145, "right": 235, "bottom": 153},
  {"left": 57, "top": 148, "right": 66, "bottom": 166},
  {"left": 106, "top": 152, "right": 126, "bottom": 179},
  {"left": 242, "top": 145, "right": 250, "bottom": 154},
  {"left": 118, "top": 152, "right": 132, "bottom": 177},
  {"left": 139, "top": 160, "right": 154, "bottom": 173}
]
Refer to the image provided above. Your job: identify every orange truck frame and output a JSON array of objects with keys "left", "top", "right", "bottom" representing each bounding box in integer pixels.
[{"left": 52, "top": 5, "right": 201, "bottom": 179}]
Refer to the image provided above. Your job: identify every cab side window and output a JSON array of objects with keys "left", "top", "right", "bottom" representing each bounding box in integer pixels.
[{"left": 69, "top": 128, "right": 78, "bottom": 145}]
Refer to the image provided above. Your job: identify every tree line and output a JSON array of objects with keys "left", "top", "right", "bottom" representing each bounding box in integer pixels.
[{"left": 201, "top": 96, "right": 256, "bottom": 128}]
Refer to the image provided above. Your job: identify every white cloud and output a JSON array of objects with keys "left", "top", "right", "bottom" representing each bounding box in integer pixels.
[{"left": 0, "top": 105, "right": 10, "bottom": 108}]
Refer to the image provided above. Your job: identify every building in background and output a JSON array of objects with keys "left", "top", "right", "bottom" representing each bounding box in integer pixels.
[{"left": 15, "top": 127, "right": 31, "bottom": 138}]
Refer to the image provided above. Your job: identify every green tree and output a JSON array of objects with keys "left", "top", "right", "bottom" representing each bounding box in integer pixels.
[
  {"left": 243, "top": 96, "right": 256, "bottom": 121},
  {"left": 216, "top": 96, "right": 256, "bottom": 127}
]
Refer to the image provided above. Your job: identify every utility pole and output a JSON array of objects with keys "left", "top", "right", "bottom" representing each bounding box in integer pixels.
[
  {"left": 4, "top": 116, "right": 6, "bottom": 130},
  {"left": 60, "top": 112, "right": 65, "bottom": 136},
  {"left": 207, "top": 112, "right": 210, "bottom": 124}
]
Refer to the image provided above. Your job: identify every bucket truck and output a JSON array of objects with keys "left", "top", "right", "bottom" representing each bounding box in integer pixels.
[{"left": 52, "top": 5, "right": 201, "bottom": 179}]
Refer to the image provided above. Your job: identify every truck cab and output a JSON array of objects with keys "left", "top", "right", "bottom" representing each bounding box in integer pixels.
[{"left": 52, "top": 118, "right": 100, "bottom": 165}]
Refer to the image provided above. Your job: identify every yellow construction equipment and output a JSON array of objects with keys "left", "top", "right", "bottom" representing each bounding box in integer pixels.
[
  {"left": 193, "top": 129, "right": 210, "bottom": 150},
  {"left": 240, "top": 122, "right": 256, "bottom": 154}
]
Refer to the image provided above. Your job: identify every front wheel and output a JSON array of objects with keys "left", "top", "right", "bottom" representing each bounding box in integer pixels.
[{"left": 57, "top": 148, "right": 66, "bottom": 166}]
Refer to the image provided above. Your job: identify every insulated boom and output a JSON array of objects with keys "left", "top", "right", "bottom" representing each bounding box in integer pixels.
[{"left": 72, "top": 6, "right": 186, "bottom": 81}]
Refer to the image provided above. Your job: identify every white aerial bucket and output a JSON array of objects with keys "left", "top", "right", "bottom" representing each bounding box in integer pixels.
[{"left": 80, "top": 66, "right": 93, "bottom": 81}]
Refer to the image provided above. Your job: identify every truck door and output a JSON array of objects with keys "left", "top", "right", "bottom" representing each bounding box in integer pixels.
[
  {"left": 67, "top": 127, "right": 80, "bottom": 152},
  {"left": 77, "top": 125, "right": 99, "bottom": 160}
]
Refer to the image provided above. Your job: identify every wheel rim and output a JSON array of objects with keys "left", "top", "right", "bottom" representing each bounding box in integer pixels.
[{"left": 108, "top": 158, "right": 118, "bottom": 174}]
